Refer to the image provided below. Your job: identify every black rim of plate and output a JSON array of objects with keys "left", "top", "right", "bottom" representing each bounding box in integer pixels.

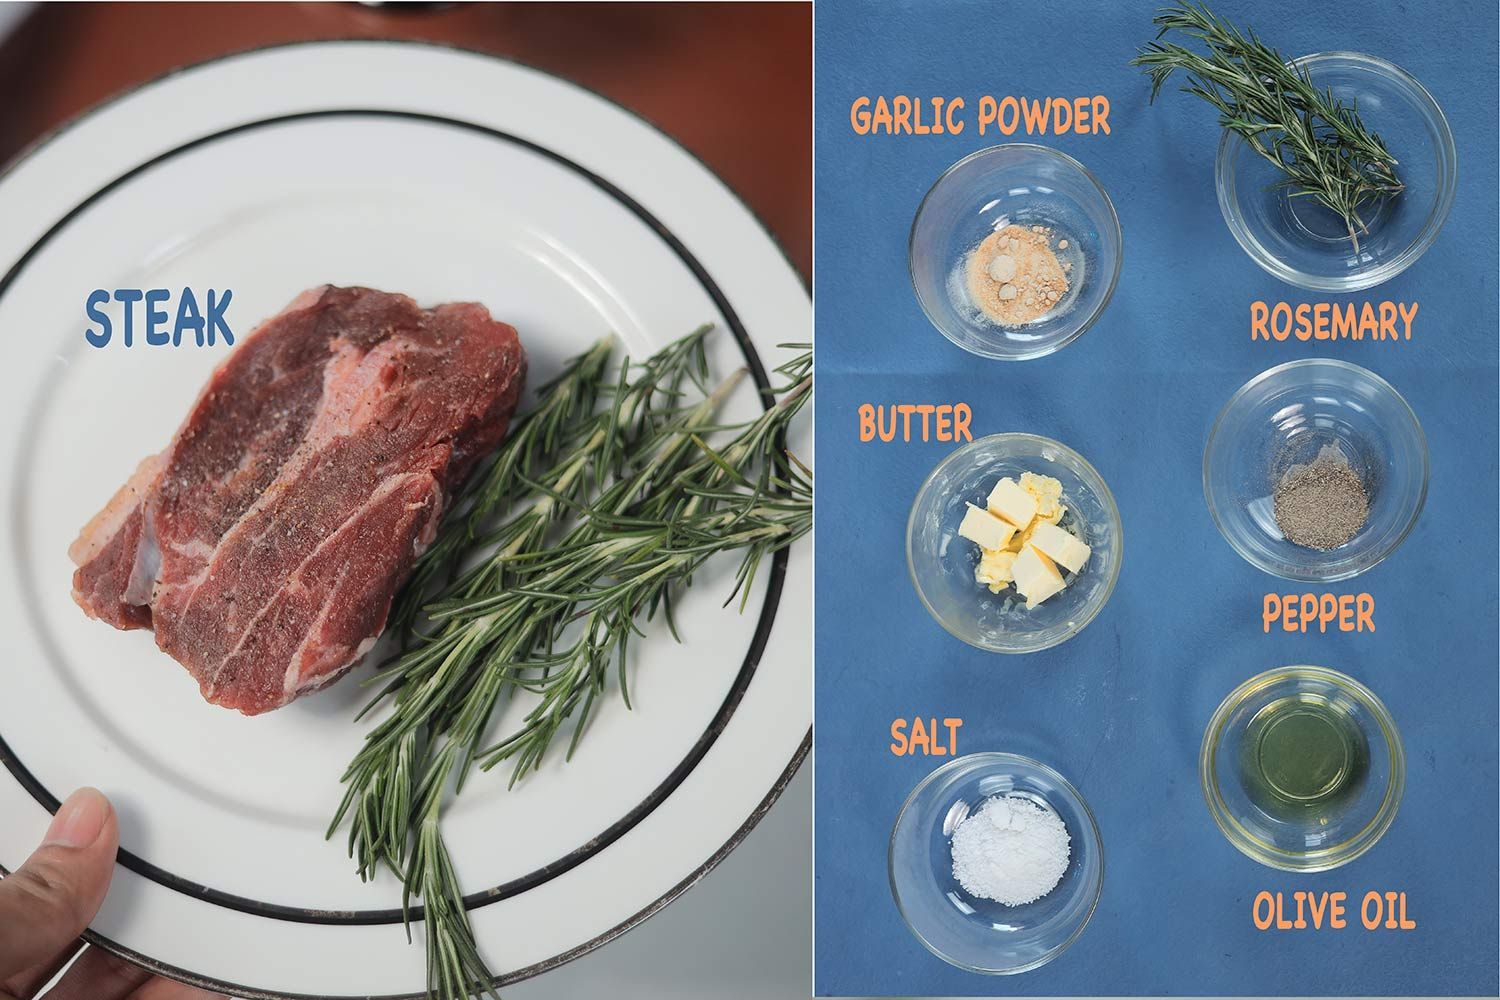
[{"left": 0, "top": 39, "right": 809, "bottom": 1000}]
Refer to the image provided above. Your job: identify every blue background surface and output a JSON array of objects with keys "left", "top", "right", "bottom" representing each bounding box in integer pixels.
[{"left": 812, "top": 1, "right": 1499, "bottom": 995}]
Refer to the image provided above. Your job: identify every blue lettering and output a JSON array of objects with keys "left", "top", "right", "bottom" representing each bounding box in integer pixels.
[
  {"left": 85, "top": 287, "right": 234, "bottom": 348},
  {"left": 113, "top": 288, "right": 142, "bottom": 347},
  {"left": 174, "top": 288, "right": 205, "bottom": 347},
  {"left": 144, "top": 288, "right": 170, "bottom": 346},
  {"left": 207, "top": 289, "right": 233, "bottom": 346},
  {"left": 84, "top": 289, "right": 111, "bottom": 347}
]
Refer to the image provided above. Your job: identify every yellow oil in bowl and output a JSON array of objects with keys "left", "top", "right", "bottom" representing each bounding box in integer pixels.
[{"left": 1239, "top": 696, "right": 1370, "bottom": 819}]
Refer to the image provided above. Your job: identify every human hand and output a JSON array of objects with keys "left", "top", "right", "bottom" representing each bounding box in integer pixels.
[{"left": 0, "top": 788, "right": 225, "bottom": 999}]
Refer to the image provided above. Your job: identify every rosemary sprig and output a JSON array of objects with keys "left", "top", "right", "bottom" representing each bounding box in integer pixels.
[
  {"left": 388, "top": 329, "right": 711, "bottom": 638},
  {"left": 475, "top": 353, "right": 812, "bottom": 782},
  {"left": 1133, "top": 3, "right": 1403, "bottom": 248},
  {"left": 328, "top": 330, "right": 811, "bottom": 1000}
]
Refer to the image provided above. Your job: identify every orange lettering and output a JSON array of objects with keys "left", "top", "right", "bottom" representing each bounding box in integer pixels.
[
  {"left": 1252, "top": 891, "right": 1275, "bottom": 930},
  {"left": 914, "top": 403, "right": 935, "bottom": 440},
  {"left": 1275, "top": 892, "right": 1293, "bottom": 930},
  {"left": 1307, "top": 891, "right": 1329, "bottom": 928},
  {"left": 1021, "top": 96, "right": 1049, "bottom": 133},
  {"left": 1262, "top": 593, "right": 1279, "bottom": 632},
  {"left": 1313, "top": 302, "right": 1330, "bottom": 339},
  {"left": 1332, "top": 302, "right": 1357, "bottom": 339},
  {"left": 909, "top": 715, "right": 931, "bottom": 754},
  {"left": 860, "top": 403, "right": 974, "bottom": 443},
  {"left": 1250, "top": 301, "right": 1270, "bottom": 340},
  {"left": 998, "top": 96, "right": 1019, "bottom": 135},
  {"left": 977, "top": 96, "right": 998, "bottom": 134},
  {"left": 1271, "top": 302, "right": 1292, "bottom": 340},
  {"left": 1072, "top": 96, "right": 1090, "bottom": 133},
  {"left": 1398, "top": 301, "right": 1417, "bottom": 338},
  {"left": 953, "top": 403, "right": 972, "bottom": 441},
  {"left": 1265, "top": 591, "right": 1375, "bottom": 633},
  {"left": 1319, "top": 593, "right": 1337, "bottom": 631},
  {"left": 1050, "top": 97, "right": 1072, "bottom": 133},
  {"left": 892, "top": 96, "right": 913, "bottom": 134},
  {"left": 1378, "top": 301, "right": 1397, "bottom": 340},
  {"left": 1253, "top": 301, "right": 1415, "bottom": 345},
  {"left": 946, "top": 97, "right": 965, "bottom": 135},
  {"left": 889, "top": 718, "right": 908, "bottom": 755},
  {"left": 849, "top": 97, "right": 871, "bottom": 134},
  {"left": 1092, "top": 95, "right": 1111, "bottom": 133},
  {"left": 1329, "top": 892, "right": 1347, "bottom": 928}
]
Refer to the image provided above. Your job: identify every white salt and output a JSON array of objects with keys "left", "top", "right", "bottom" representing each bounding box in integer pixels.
[{"left": 950, "top": 794, "right": 1070, "bottom": 906}]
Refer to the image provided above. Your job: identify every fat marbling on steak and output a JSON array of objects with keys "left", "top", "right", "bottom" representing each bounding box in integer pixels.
[{"left": 69, "top": 286, "right": 526, "bottom": 715}]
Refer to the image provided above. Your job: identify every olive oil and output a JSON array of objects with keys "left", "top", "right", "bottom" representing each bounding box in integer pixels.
[{"left": 1239, "top": 696, "right": 1369, "bottom": 818}]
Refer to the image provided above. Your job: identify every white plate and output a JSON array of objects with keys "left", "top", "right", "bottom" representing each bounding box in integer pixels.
[{"left": 0, "top": 41, "right": 810, "bottom": 999}]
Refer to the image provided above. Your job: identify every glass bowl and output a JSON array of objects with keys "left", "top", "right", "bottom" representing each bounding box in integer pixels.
[
  {"left": 889, "top": 753, "right": 1104, "bottom": 975},
  {"left": 1201, "top": 666, "right": 1404, "bottom": 872},
  {"left": 909, "top": 144, "right": 1122, "bottom": 360},
  {"left": 907, "top": 433, "right": 1122, "bottom": 653},
  {"left": 1204, "top": 359, "right": 1427, "bottom": 582},
  {"left": 1216, "top": 51, "right": 1456, "bottom": 292}
]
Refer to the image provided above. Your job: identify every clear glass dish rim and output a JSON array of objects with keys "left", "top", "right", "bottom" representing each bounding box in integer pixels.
[
  {"left": 887, "top": 751, "right": 1105, "bottom": 975},
  {"left": 1199, "top": 665, "right": 1406, "bottom": 873},
  {"left": 1202, "top": 357, "right": 1430, "bottom": 583},
  {"left": 907, "top": 142, "right": 1124, "bottom": 361},
  {"left": 1214, "top": 50, "right": 1457, "bottom": 293},
  {"left": 906, "top": 432, "right": 1124, "bottom": 653}
]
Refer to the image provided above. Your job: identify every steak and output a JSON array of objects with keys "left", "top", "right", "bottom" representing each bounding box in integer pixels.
[{"left": 70, "top": 286, "right": 526, "bottom": 715}]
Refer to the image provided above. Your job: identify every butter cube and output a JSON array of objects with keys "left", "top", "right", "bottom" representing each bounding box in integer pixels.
[
  {"left": 1012, "top": 544, "right": 1066, "bottom": 608},
  {"left": 975, "top": 549, "right": 1017, "bottom": 593},
  {"left": 1028, "top": 522, "right": 1091, "bottom": 574},
  {"left": 986, "top": 477, "right": 1038, "bottom": 529},
  {"left": 1006, "top": 505, "right": 1062, "bottom": 553},
  {"left": 957, "top": 503, "right": 1016, "bottom": 551},
  {"left": 1019, "top": 472, "right": 1064, "bottom": 519}
]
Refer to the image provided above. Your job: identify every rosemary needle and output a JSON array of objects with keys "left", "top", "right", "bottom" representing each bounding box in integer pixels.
[
  {"left": 328, "top": 330, "right": 811, "bottom": 1000},
  {"left": 1133, "top": 3, "right": 1403, "bottom": 248}
]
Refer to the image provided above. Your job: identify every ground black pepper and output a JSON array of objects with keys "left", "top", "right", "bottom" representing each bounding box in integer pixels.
[{"left": 1273, "top": 455, "right": 1370, "bottom": 550}]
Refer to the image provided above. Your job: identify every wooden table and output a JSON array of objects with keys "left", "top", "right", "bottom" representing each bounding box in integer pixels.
[{"left": 0, "top": 1, "right": 811, "bottom": 278}]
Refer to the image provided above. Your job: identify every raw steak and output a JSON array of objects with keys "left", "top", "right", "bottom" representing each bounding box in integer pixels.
[{"left": 70, "top": 286, "right": 526, "bottom": 715}]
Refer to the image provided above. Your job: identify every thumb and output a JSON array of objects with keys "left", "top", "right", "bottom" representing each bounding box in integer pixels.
[{"left": 0, "top": 788, "right": 118, "bottom": 978}]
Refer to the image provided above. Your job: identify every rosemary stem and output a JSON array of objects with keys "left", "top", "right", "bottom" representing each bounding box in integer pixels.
[
  {"left": 328, "top": 330, "right": 810, "bottom": 1000},
  {"left": 1132, "top": 2, "right": 1402, "bottom": 249}
]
